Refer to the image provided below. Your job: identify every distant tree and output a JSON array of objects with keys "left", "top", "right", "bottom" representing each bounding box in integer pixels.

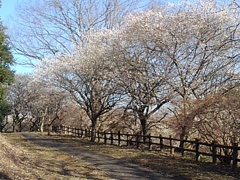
[
  {"left": 7, "top": 74, "right": 68, "bottom": 132},
  {"left": 7, "top": 75, "right": 31, "bottom": 132},
  {"left": 187, "top": 90, "right": 240, "bottom": 164}
]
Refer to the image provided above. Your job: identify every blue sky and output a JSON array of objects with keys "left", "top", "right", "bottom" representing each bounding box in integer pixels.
[
  {"left": 0, "top": 0, "right": 180, "bottom": 74},
  {"left": 1, "top": 0, "right": 34, "bottom": 74},
  {"left": 1, "top": 0, "right": 16, "bottom": 19}
]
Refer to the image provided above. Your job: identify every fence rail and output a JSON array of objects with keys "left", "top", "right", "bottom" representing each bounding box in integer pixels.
[{"left": 52, "top": 125, "right": 240, "bottom": 170}]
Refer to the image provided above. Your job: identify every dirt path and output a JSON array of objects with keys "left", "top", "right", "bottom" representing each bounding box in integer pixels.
[{"left": 22, "top": 133, "right": 172, "bottom": 180}]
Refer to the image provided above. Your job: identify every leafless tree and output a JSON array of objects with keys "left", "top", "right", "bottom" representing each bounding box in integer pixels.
[
  {"left": 9, "top": 0, "right": 150, "bottom": 64},
  {"left": 189, "top": 90, "right": 240, "bottom": 164},
  {"left": 7, "top": 75, "right": 32, "bottom": 132}
]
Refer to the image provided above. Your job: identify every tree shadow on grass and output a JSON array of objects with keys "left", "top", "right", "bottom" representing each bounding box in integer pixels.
[
  {"left": 33, "top": 134, "right": 240, "bottom": 179},
  {"left": 127, "top": 153, "right": 240, "bottom": 180},
  {"left": 0, "top": 172, "right": 12, "bottom": 180}
]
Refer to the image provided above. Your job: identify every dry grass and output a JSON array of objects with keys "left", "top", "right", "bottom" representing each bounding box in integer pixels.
[
  {"left": 45, "top": 134, "right": 240, "bottom": 180},
  {"left": 1, "top": 132, "right": 240, "bottom": 180},
  {"left": 0, "top": 133, "right": 110, "bottom": 180}
]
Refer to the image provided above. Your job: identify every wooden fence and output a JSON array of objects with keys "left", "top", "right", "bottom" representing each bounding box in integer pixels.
[{"left": 52, "top": 125, "right": 240, "bottom": 170}]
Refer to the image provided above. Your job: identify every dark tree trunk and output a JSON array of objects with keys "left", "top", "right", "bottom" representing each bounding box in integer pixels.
[
  {"left": 19, "top": 121, "right": 22, "bottom": 132},
  {"left": 140, "top": 118, "right": 148, "bottom": 143},
  {"left": 90, "top": 119, "right": 97, "bottom": 142},
  {"left": 47, "top": 124, "right": 52, "bottom": 135},
  {"left": 179, "top": 125, "right": 187, "bottom": 149},
  {"left": 12, "top": 120, "right": 16, "bottom": 132}
]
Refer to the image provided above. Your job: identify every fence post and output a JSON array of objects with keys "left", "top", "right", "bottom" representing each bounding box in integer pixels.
[
  {"left": 60, "top": 125, "right": 62, "bottom": 134},
  {"left": 104, "top": 131, "right": 107, "bottom": 144},
  {"left": 212, "top": 141, "right": 217, "bottom": 165},
  {"left": 159, "top": 134, "right": 163, "bottom": 151},
  {"left": 148, "top": 133, "right": 152, "bottom": 150},
  {"left": 232, "top": 143, "right": 238, "bottom": 171},
  {"left": 69, "top": 126, "right": 71, "bottom": 134},
  {"left": 67, "top": 126, "right": 69, "bottom": 135},
  {"left": 169, "top": 135, "right": 173, "bottom": 154},
  {"left": 136, "top": 134, "right": 140, "bottom": 149},
  {"left": 181, "top": 138, "right": 185, "bottom": 157},
  {"left": 77, "top": 128, "right": 80, "bottom": 137},
  {"left": 88, "top": 129, "right": 91, "bottom": 139},
  {"left": 110, "top": 131, "right": 113, "bottom": 145},
  {"left": 126, "top": 133, "right": 129, "bottom": 146},
  {"left": 97, "top": 131, "right": 100, "bottom": 142},
  {"left": 80, "top": 128, "right": 83, "bottom": 138},
  {"left": 118, "top": 131, "right": 121, "bottom": 146},
  {"left": 74, "top": 127, "right": 76, "bottom": 136},
  {"left": 73, "top": 127, "right": 76, "bottom": 136},
  {"left": 195, "top": 139, "right": 200, "bottom": 162}
]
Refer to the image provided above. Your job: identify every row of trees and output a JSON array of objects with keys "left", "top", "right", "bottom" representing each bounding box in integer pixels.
[{"left": 5, "top": 0, "right": 240, "bottom": 153}]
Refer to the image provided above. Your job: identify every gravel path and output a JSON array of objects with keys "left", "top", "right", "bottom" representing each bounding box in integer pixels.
[{"left": 22, "top": 133, "right": 172, "bottom": 180}]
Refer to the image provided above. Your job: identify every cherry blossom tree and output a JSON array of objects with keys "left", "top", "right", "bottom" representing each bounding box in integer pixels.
[
  {"left": 7, "top": 75, "right": 32, "bottom": 132},
  {"left": 110, "top": 28, "right": 172, "bottom": 138},
  {"left": 31, "top": 0, "right": 240, "bottom": 142},
  {"left": 35, "top": 33, "right": 122, "bottom": 141},
  {"left": 121, "top": 0, "right": 240, "bottom": 142},
  {"left": 7, "top": 74, "right": 68, "bottom": 132},
  {"left": 26, "top": 79, "right": 68, "bottom": 133}
]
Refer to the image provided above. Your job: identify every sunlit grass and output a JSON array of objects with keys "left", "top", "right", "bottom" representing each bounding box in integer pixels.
[{"left": 1, "top": 133, "right": 110, "bottom": 180}]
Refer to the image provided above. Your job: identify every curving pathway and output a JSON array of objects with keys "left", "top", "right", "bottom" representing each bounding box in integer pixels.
[{"left": 22, "top": 133, "right": 172, "bottom": 180}]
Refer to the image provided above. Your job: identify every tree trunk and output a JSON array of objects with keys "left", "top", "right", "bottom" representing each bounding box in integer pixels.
[
  {"left": 12, "top": 120, "right": 16, "bottom": 132},
  {"left": 19, "top": 121, "right": 22, "bottom": 132},
  {"left": 13, "top": 112, "right": 19, "bottom": 132},
  {"left": 40, "top": 116, "right": 45, "bottom": 133},
  {"left": 179, "top": 125, "right": 187, "bottom": 149},
  {"left": 140, "top": 118, "right": 147, "bottom": 143},
  {"left": 47, "top": 123, "right": 52, "bottom": 135},
  {"left": 90, "top": 119, "right": 97, "bottom": 142}
]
